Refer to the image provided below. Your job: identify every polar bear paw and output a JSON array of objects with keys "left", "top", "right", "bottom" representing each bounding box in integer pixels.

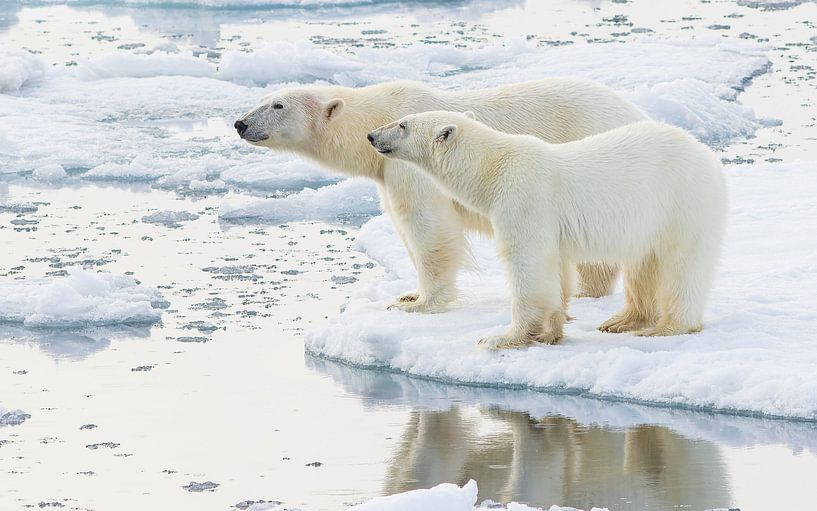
[
  {"left": 388, "top": 298, "right": 447, "bottom": 314},
  {"left": 396, "top": 291, "right": 420, "bottom": 303},
  {"left": 478, "top": 335, "right": 532, "bottom": 350},
  {"left": 633, "top": 323, "right": 702, "bottom": 337},
  {"left": 598, "top": 312, "right": 647, "bottom": 333},
  {"left": 478, "top": 331, "right": 562, "bottom": 350}
]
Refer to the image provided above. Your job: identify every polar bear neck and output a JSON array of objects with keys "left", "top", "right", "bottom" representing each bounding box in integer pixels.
[
  {"left": 299, "top": 83, "right": 440, "bottom": 183},
  {"left": 428, "top": 123, "right": 526, "bottom": 216},
  {"left": 296, "top": 81, "right": 472, "bottom": 183}
]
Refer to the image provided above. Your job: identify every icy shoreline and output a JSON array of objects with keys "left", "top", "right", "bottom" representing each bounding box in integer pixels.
[{"left": 306, "top": 161, "right": 817, "bottom": 421}]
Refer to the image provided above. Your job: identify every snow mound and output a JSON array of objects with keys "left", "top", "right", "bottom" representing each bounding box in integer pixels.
[
  {"left": 75, "top": 51, "right": 215, "bottom": 81},
  {"left": 219, "top": 41, "right": 364, "bottom": 86},
  {"left": 306, "top": 162, "right": 817, "bottom": 421},
  {"left": 0, "top": 269, "right": 168, "bottom": 328},
  {"left": 219, "top": 154, "right": 340, "bottom": 192},
  {"left": 219, "top": 178, "right": 379, "bottom": 225},
  {"left": 626, "top": 78, "right": 777, "bottom": 146},
  {"left": 0, "top": 46, "right": 47, "bottom": 94}
]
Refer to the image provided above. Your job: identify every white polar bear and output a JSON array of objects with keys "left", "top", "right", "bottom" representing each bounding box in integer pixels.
[
  {"left": 368, "top": 112, "right": 727, "bottom": 349},
  {"left": 235, "top": 79, "right": 646, "bottom": 312}
]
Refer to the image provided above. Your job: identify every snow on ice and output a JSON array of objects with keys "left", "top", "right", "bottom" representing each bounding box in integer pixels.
[
  {"left": 306, "top": 161, "right": 817, "bottom": 421},
  {"left": 219, "top": 178, "right": 379, "bottom": 225},
  {"left": 0, "top": 269, "right": 168, "bottom": 327},
  {"left": 0, "top": 46, "right": 46, "bottom": 94}
]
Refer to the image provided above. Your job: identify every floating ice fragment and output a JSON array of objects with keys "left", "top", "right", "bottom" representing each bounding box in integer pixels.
[
  {"left": 0, "top": 269, "right": 167, "bottom": 327},
  {"left": 32, "top": 164, "right": 68, "bottom": 182},
  {"left": 219, "top": 179, "right": 380, "bottom": 226},
  {"left": 141, "top": 210, "right": 200, "bottom": 228},
  {"left": 0, "top": 409, "right": 31, "bottom": 427},
  {"left": 183, "top": 481, "right": 219, "bottom": 492}
]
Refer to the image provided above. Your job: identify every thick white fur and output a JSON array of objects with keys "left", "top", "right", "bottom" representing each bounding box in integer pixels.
[
  {"left": 368, "top": 112, "right": 727, "bottom": 349},
  {"left": 237, "top": 79, "right": 646, "bottom": 311}
]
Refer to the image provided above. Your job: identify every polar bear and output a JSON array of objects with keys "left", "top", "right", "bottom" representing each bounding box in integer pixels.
[
  {"left": 235, "top": 79, "right": 646, "bottom": 312},
  {"left": 368, "top": 112, "right": 726, "bottom": 349}
]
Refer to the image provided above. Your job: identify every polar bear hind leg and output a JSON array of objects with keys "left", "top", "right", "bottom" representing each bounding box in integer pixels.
[
  {"left": 599, "top": 253, "right": 659, "bottom": 333},
  {"left": 634, "top": 237, "right": 717, "bottom": 337},
  {"left": 576, "top": 262, "right": 619, "bottom": 298}
]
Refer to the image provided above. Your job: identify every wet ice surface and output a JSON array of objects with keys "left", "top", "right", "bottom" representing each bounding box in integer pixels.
[{"left": 1, "top": 0, "right": 817, "bottom": 510}]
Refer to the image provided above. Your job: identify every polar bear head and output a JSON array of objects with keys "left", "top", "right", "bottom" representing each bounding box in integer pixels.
[
  {"left": 234, "top": 88, "right": 345, "bottom": 149},
  {"left": 367, "top": 110, "right": 475, "bottom": 168}
]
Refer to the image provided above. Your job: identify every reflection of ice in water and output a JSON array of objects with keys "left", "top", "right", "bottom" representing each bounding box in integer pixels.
[
  {"left": 310, "top": 355, "right": 817, "bottom": 509},
  {"left": 307, "top": 356, "right": 817, "bottom": 455},
  {"left": 0, "top": 324, "right": 155, "bottom": 359}
]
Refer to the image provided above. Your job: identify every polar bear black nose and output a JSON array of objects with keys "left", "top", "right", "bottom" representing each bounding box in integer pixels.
[
  {"left": 367, "top": 133, "right": 375, "bottom": 144},
  {"left": 234, "top": 120, "right": 248, "bottom": 135}
]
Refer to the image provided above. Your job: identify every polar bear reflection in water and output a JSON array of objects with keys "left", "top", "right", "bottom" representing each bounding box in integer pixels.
[{"left": 384, "top": 407, "right": 730, "bottom": 510}]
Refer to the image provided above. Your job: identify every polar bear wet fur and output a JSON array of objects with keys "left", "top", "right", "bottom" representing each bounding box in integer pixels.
[
  {"left": 368, "top": 112, "right": 726, "bottom": 349},
  {"left": 235, "top": 79, "right": 646, "bottom": 312}
]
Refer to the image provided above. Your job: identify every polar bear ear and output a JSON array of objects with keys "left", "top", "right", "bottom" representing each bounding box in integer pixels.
[
  {"left": 462, "top": 111, "right": 475, "bottom": 120},
  {"left": 436, "top": 124, "right": 458, "bottom": 144},
  {"left": 324, "top": 98, "right": 345, "bottom": 121}
]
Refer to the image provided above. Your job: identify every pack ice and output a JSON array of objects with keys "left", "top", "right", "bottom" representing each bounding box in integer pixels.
[{"left": 1, "top": 36, "right": 773, "bottom": 224}]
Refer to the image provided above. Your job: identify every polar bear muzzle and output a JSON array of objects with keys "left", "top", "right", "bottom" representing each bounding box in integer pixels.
[{"left": 367, "top": 129, "right": 394, "bottom": 155}]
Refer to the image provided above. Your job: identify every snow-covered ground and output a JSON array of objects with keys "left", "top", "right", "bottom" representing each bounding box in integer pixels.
[{"left": 2, "top": 0, "right": 817, "bottom": 509}]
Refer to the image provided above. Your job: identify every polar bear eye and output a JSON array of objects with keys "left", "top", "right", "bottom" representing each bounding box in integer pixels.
[
  {"left": 399, "top": 122, "right": 406, "bottom": 130},
  {"left": 273, "top": 103, "right": 284, "bottom": 110}
]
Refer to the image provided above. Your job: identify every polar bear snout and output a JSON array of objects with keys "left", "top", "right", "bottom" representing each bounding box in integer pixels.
[
  {"left": 367, "top": 129, "right": 394, "bottom": 155},
  {"left": 233, "top": 115, "right": 269, "bottom": 144}
]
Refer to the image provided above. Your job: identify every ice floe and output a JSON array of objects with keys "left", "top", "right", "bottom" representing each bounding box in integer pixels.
[
  {"left": 0, "top": 269, "right": 168, "bottom": 327},
  {"left": 219, "top": 178, "right": 379, "bottom": 225},
  {"left": 0, "top": 46, "right": 47, "bottom": 94},
  {"left": 306, "top": 161, "right": 817, "bottom": 421},
  {"left": 0, "top": 35, "right": 772, "bottom": 200}
]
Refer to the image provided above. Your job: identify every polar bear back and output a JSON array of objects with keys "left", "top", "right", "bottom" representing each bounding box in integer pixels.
[
  {"left": 436, "top": 78, "right": 647, "bottom": 143},
  {"left": 500, "top": 121, "right": 726, "bottom": 265}
]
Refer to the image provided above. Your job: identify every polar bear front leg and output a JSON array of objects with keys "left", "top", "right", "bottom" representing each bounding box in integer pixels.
[
  {"left": 387, "top": 210, "right": 465, "bottom": 313},
  {"left": 479, "top": 244, "right": 564, "bottom": 350},
  {"left": 383, "top": 164, "right": 469, "bottom": 313}
]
